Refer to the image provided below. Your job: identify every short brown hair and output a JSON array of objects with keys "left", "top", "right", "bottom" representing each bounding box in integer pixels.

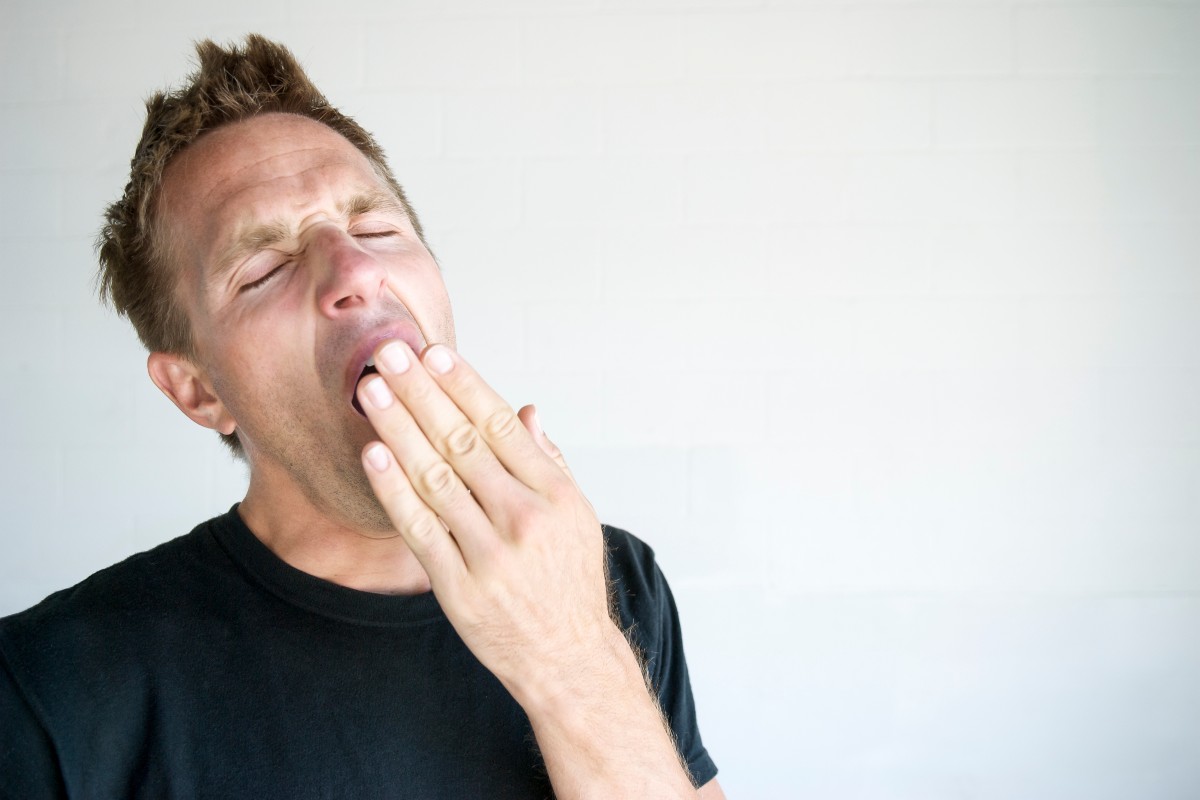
[{"left": 96, "top": 34, "right": 425, "bottom": 455}]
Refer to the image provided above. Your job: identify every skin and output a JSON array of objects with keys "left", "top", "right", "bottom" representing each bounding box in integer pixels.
[{"left": 148, "top": 112, "right": 725, "bottom": 799}]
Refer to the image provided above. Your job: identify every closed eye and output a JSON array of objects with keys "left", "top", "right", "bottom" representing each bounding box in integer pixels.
[{"left": 240, "top": 264, "right": 285, "bottom": 293}]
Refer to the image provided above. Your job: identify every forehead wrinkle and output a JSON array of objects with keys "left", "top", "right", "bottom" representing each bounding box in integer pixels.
[{"left": 172, "top": 131, "right": 405, "bottom": 286}]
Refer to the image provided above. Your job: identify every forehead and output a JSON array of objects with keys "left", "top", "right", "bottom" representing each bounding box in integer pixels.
[{"left": 159, "top": 113, "right": 388, "bottom": 260}]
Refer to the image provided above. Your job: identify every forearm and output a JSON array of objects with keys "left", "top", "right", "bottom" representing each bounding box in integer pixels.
[{"left": 516, "top": 625, "right": 699, "bottom": 800}]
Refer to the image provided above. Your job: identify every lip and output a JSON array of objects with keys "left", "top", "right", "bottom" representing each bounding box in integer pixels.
[{"left": 345, "top": 322, "right": 427, "bottom": 416}]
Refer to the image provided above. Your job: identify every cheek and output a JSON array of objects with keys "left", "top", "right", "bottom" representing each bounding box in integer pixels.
[
  {"left": 207, "top": 348, "right": 267, "bottom": 409},
  {"left": 206, "top": 316, "right": 308, "bottom": 406},
  {"left": 410, "top": 273, "right": 455, "bottom": 340}
]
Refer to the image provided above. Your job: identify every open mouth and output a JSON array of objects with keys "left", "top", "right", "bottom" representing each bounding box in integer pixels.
[{"left": 350, "top": 360, "right": 380, "bottom": 417}]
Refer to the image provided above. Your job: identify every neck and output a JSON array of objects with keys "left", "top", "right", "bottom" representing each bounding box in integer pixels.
[{"left": 237, "top": 469, "right": 432, "bottom": 596}]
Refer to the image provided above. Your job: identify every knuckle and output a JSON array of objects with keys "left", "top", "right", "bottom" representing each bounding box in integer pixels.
[
  {"left": 407, "top": 515, "right": 442, "bottom": 544},
  {"left": 379, "top": 481, "right": 414, "bottom": 509},
  {"left": 418, "top": 461, "right": 460, "bottom": 500},
  {"left": 442, "top": 422, "right": 483, "bottom": 458},
  {"left": 506, "top": 502, "right": 533, "bottom": 531},
  {"left": 505, "top": 499, "right": 544, "bottom": 538},
  {"left": 482, "top": 407, "right": 520, "bottom": 441}
]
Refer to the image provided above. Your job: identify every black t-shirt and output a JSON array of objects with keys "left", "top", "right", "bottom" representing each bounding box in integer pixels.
[{"left": 0, "top": 507, "right": 716, "bottom": 799}]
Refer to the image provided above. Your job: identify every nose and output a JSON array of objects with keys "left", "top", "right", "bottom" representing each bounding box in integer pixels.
[{"left": 310, "top": 226, "right": 387, "bottom": 317}]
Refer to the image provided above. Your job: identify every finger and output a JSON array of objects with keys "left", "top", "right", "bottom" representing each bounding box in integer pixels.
[
  {"left": 371, "top": 340, "right": 526, "bottom": 512},
  {"left": 417, "top": 345, "right": 565, "bottom": 493},
  {"left": 517, "top": 405, "right": 576, "bottom": 485},
  {"left": 357, "top": 372, "right": 497, "bottom": 567},
  {"left": 360, "top": 440, "right": 467, "bottom": 584},
  {"left": 517, "top": 404, "right": 597, "bottom": 519}
]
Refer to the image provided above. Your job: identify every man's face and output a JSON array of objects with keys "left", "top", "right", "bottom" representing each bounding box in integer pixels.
[{"left": 159, "top": 113, "right": 455, "bottom": 531}]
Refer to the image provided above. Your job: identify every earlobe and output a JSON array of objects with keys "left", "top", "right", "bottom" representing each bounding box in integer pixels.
[{"left": 147, "top": 352, "right": 237, "bottom": 436}]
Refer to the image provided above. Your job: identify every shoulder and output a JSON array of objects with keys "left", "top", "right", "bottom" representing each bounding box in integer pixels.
[{"left": 0, "top": 514, "right": 233, "bottom": 679}]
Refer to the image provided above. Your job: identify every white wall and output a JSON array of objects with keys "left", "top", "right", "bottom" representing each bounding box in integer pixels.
[{"left": 2, "top": 1, "right": 1199, "bottom": 797}]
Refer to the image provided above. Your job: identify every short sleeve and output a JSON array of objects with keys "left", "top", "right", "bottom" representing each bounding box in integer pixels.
[{"left": 604, "top": 527, "right": 718, "bottom": 788}]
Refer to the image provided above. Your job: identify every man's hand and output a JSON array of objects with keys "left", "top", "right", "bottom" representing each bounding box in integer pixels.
[
  {"left": 356, "top": 339, "right": 609, "bottom": 701},
  {"left": 355, "top": 340, "right": 698, "bottom": 799}
]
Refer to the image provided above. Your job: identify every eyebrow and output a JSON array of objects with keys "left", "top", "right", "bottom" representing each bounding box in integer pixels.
[
  {"left": 343, "top": 189, "right": 406, "bottom": 219},
  {"left": 210, "top": 189, "right": 408, "bottom": 283}
]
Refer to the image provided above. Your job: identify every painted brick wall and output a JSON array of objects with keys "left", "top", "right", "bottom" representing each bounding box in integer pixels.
[{"left": 2, "top": 1, "right": 1198, "bottom": 796}]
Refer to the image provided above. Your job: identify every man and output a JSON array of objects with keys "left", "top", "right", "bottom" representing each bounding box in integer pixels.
[{"left": 0, "top": 35, "right": 722, "bottom": 799}]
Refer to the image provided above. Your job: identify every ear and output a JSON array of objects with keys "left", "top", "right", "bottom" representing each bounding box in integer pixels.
[{"left": 147, "top": 352, "right": 237, "bottom": 436}]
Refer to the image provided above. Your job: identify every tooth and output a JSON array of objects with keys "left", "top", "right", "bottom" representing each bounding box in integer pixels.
[{"left": 366, "top": 356, "right": 375, "bottom": 368}]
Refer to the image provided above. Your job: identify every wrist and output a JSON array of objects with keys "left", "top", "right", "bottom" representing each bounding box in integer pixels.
[
  {"left": 514, "top": 623, "right": 698, "bottom": 799},
  {"left": 511, "top": 622, "right": 647, "bottom": 724}
]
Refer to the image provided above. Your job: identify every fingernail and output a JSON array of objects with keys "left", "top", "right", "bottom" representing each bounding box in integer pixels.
[
  {"left": 531, "top": 407, "right": 544, "bottom": 435},
  {"left": 377, "top": 341, "right": 409, "bottom": 374},
  {"left": 425, "top": 345, "right": 454, "bottom": 375},
  {"left": 364, "top": 376, "right": 394, "bottom": 409},
  {"left": 364, "top": 442, "right": 390, "bottom": 472}
]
